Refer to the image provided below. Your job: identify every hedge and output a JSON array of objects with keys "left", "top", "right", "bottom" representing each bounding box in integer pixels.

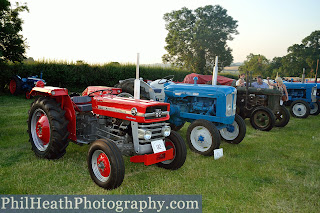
[{"left": 0, "top": 61, "right": 191, "bottom": 92}]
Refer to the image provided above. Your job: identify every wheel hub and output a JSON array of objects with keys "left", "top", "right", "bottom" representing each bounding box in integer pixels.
[
  {"left": 97, "top": 153, "right": 110, "bottom": 177},
  {"left": 198, "top": 135, "right": 205, "bottom": 142},
  {"left": 226, "top": 124, "right": 235, "bottom": 133},
  {"left": 9, "top": 79, "right": 16, "bottom": 94},
  {"left": 36, "top": 114, "right": 50, "bottom": 145}
]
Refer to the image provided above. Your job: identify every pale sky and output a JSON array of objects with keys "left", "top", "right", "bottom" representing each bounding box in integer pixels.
[{"left": 11, "top": 0, "right": 320, "bottom": 64}]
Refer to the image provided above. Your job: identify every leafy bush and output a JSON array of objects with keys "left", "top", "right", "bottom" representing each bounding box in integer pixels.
[{"left": 0, "top": 61, "right": 191, "bottom": 92}]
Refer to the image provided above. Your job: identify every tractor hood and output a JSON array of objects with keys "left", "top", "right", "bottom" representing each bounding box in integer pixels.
[
  {"left": 164, "top": 82, "right": 236, "bottom": 98},
  {"left": 92, "top": 96, "right": 170, "bottom": 123},
  {"left": 284, "top": 82, "right": 317, "bottom": 89}
]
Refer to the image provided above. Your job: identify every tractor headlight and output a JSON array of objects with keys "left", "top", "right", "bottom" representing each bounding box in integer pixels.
[
  {"left": 226, "top": 94, "right": 233, "bottom": 116},
  {"left": 138, "top": 129, "right": 152, "bottom": 140},
  {"left": 161, "top": 126, "right": 171, "bottom": 137}
]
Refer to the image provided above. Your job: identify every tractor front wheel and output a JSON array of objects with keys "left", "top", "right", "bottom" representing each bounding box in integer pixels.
[
  {"left": 156, "top": 131, "right": 187, "bottom": 170},
  {"left": 187, "top": 119, "right": 220, "bottom": 156},
  {"left": 88, "top": 139, "right": 125, "bottom": 190},
  {"left": 219, "top": 114, "right": 246, "bottom": 144},
  {"left": 250, "top": 106, "right": 275, "bottom": 131},
  {"left": 290, "top": 100, "right": 310, "bottom": 118},
  {"left": 274, "top": 105, "right": 290, "bottom": 127},
  {"left": 28, "top": 97, "right": 69, "bottom": 159},
  {"left": 310, "top": 101, "right": 320, "bottom": 116}
]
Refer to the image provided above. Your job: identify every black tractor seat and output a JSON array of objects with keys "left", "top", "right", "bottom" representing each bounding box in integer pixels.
[{"left": 71, "top": 96, "right": 92, "bottom": 111}]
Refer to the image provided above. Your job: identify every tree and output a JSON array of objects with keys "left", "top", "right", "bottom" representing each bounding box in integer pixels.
[
  {"left": 162, "top": 5, "right": 238, "bottom": 74},
  {"left": 0, "top": 0, "right": 28, "bottom": 63},
  {"left": 281, "top": 30, "right": 320, "bottom": 77},
  {"left": 238, "top": 54, "right": 269, "bottom": 77}
]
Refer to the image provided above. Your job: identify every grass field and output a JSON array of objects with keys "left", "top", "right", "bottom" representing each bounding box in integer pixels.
[{"left": 0, "top": 94, "right": 319, "bottom": 212}]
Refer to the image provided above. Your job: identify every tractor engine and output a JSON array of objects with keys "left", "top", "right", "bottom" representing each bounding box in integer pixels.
[{"left": 75, "top": 95, "right": 171, "bottom": 156}]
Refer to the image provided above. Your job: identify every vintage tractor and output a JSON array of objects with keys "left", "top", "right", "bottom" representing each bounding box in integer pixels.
[
  {"left": 115, "top": 74, "right": 246, "bottom": 156},
  {"left": 27, "top": 83, "right": 187, "bottom": 190},
  {"left": 9, "top": 73, "right": 46, "bottom": 99},
  {"left": 284, "top": 82, "right": 319, "bottom": 118},
  {"left": 234, "top": 72, "right": 290, "bottom": 131}
]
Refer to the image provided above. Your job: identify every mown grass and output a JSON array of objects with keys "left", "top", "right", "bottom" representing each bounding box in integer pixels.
[{"left": 0, "top": 94, "right": 319, "bottom": 212}]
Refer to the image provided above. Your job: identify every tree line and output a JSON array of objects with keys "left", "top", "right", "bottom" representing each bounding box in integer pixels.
[{"left": 239, "top": 30, "right": 320, "bottom": 78}]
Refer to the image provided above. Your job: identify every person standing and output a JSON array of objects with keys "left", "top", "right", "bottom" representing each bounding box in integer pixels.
[
  {"left": 267, "top": 77, "right": 289, "bottom": 103},
  {"left": 236, "top": 73, "right": 245, "bottom": 87}
]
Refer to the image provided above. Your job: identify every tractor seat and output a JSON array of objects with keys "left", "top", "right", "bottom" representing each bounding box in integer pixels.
[{"left": 71, "top": 96, "right": 92, "bottom": 111}]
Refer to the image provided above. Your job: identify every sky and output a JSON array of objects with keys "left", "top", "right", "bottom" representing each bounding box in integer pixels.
[{"left": 10, "top": 0, "right": 320, "bottom": 65}]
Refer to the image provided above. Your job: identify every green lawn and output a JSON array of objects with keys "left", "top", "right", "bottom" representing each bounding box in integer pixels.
[{"left": 0, "top": 94, "right": 319, "bottom": 212}]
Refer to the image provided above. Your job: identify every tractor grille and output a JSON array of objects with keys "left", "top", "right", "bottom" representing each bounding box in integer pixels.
[
  {"left": 138, "top": 122, "right": 168, "bottom": 144},
  {"left": 145, "top": 106, "right": 169, "bottom": 120}
]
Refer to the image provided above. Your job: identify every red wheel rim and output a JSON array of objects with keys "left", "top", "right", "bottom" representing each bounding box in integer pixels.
[
  {"left": 9, "top": 79, "right": 16, "bottom": 94},
  {"left": 165, "top": 140, "right": 175, "bottom": 160},
  {"left": 97, "top": 153, "right": 111, "bottom": 177},
  {"left": 26, "top": 91, "right": 31, "bottom": 99},
  {"left": 36, "top": 113, "right": 50, "bottom": 145}
]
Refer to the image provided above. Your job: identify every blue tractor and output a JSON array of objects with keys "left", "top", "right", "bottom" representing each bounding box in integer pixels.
[
  {"left": 9, "top": 74, "right": 46, "bottom": 99},
  {"left": 115, "top": 76, "right": 246, "bottom": 156},
  {"left": 284, "top": 82, "right": 319, "bottom": 118}
]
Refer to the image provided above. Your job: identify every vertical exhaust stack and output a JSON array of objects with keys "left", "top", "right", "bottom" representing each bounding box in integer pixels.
[
  {"left": 212, "top": 56, "right": 219, "bottom": 86},
  {"left": 302, "top": 68, "right": 305, "bottom": 83},
  {"left": 134, "top": 53, "right": 141, "bottom": 99}
]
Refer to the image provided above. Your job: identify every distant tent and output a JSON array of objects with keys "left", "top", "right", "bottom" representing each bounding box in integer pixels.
[{"left": 182, "top": 73, "right": 236, "bottom": 86}]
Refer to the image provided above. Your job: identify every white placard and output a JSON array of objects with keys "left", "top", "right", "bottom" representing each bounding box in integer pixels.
[
  {"left": 313, "top": 90, "right": 317, "bottom": 96},
  {"left": 214, "top": 148, "right": 223, "bottom": 160},
  {"left": 151, "top": 140, "right": 166, "bottom": 153}
]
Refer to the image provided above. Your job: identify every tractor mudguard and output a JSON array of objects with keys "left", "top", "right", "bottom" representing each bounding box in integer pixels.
[{"left": 30, "top": 86, "right": 77, "bottom": 141}]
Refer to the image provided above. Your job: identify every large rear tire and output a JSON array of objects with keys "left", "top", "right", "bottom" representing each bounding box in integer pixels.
[
  {"left": 290, "top": 100, "right": 310, "bottom": 118},
  {"left": 250, "top": 106, "right": 275, "bottom": 131},
  {"left": 9, "top": 76, "right": 22, "bottom": 95},
  {"left": 28, "top": 97, "right": 69, "bottom": 159},
  {"left": 219, "top": 114, "right": 246, "bottom": 144},
  {"left": 115, "top": 79, "right": 150, "bottom": 100},
  {"left": 88, "top": 139, "right": 125, "bottom": 190},
  {"left": 156, "top": 131, "right": 187, "bottom": 170},
  {"left": 187, "top": 119, "right": 220, "bottom": 156},
  {"left": 274, "top": 105, "right": 290, "bottom": 127}
]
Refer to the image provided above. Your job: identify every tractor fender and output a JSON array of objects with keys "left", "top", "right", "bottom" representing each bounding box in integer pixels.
[{"left": 30, "top": 86, "right": 77, "bottom": 141}]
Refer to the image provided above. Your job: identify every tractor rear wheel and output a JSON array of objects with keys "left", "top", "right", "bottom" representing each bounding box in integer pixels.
[
  {"left": 310, "top": 101, "right": 320, "bottom": 116},
  {"left": 156, "top": 131, "right": 187, "bottom": 170},
  {"left": 290, "top": 100, "right": 310, "bottom": 118},
  {"left": 9, "top": 76, "right": 22, "bottom": 95},
  {"left": 115, "top": 79, "right": 150, "bottom": 100},
  {"left": 274, "top": 105, "right": 290, "bottom": 127},
  {"left": 28, "top": 97, "right": 69, "bottom": 159},
  {"left": 250, "top": 106, "right": 275, "bottom": 131},
  {"left": 88, "top": 139, "right": 125, "bottom": 190},
  {"left": 187, "top": 119, "right": 220, "bottom": 156},
  {"left": 219, "top": 114, "right": 246, "bottom": 144}
]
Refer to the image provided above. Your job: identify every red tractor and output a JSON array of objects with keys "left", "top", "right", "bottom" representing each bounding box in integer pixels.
[{"left": 27, "top": 84, "right": 187, "bottom": 190}]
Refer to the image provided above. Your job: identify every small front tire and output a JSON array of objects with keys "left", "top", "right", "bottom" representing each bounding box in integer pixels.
[
  {"left": 187, "top": 119, "right": 220, "bottom": 156},
  {"left": 274, "top": 105, "right": 290, "bottom": 127},
  {"left": 156, "top": 131, "right": 187, "bottom": 170},
  {"left": 309, "top": 101, "right": 320, "bottom": 116},
  {"left": 88, "top": 139, "right": 125, "bottom": 190},
  {"left": 250, "top": 106, "right": 275, "bottom": 131},
  {"left": 219, "top": 114, "right": 246, "bottom": 144},
  {"left": 290, "top": 100, "right": 310, "bottom": 118}
]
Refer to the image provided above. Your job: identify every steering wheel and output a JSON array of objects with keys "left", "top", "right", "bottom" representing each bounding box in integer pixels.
[
  {"left": 158, "top": 75, "right": 174, "bottom": 84},
  {"left": 87, "top": 89, "right": 112, "bottom": 97},
  {"left": 117, "top": 92, "right": 134, "bottom": 98}
]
